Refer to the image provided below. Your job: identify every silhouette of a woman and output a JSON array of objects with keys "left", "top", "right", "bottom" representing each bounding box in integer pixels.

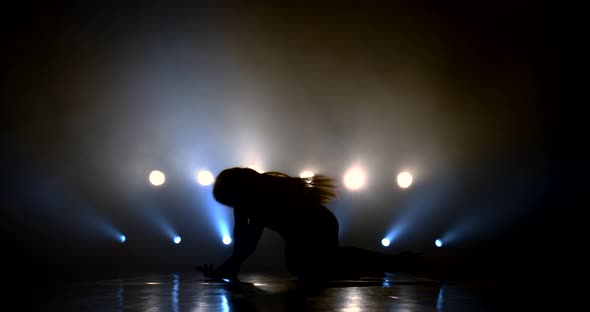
[{"left": 196, "top": 167, "right": 425, "bottom": 283}]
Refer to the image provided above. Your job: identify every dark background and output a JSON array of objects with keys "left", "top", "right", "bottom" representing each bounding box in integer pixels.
[{"left": 1, "top": 2, "right": 578, "bottom": 300}]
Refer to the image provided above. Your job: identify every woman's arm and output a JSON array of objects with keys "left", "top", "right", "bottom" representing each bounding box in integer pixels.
[{"left": 213, "top": 208, "right": 264, "bottom": 278}]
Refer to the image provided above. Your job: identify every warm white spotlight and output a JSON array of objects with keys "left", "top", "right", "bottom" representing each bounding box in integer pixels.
[
  {"left": 397, "top": 172, "right": 413, "bottom": 189},
  {"left": 119, "top": 235, "right": 126, "bottom": 243},
  {"left": 173, "top": 236, "right": 181, "bottom": 244},
  {"left": 149, "top": 170, "right": 166, "bottom": 186},
  {"left": 197, "top": 170, "right": 215, "bottom": 186},
  {"left": 299, "top": 171, "right": 315, "bottom": 179},
  {"left": 344, "top": 167, "right": 366, "bottom": 190},
  {"left": 435, "top": 239, "right": 443, "bottom": 248},
  {"left": 381, "top": 238, "right": 391, "bottom": 247},
  {"left": 222, "top": 236, "right": 232, "bottom": 245}
]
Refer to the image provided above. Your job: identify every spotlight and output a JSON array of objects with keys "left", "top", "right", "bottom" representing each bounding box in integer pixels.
[
  {"left": 119, "top": 235, "right": 126, "bottom": 243},
  {"left": 396, "top": 172, "right": 413, "bottom": 189},
  {"left": 173, "top": 236, "right": 181, "bottom": 244},
  {"left": 222, "top": 236, "right": 232, "bottom": 245},
  {"left": 196, "top": 170, "right": 215, "bottom": 186},
  {"left": 299, "top": 171, "right": 315, "bottom": 179},
  {"left": 435, "top": 239, "right": 443, "bottom": 248},
  {"left": 381, "top": 238, "right": 391, "bottom": 247},
  {"left": 344, "top": 167, "right": 366, "bottom": 191},
  {"left": 149, "top": 170, "right": 166, "bottom": 186}
]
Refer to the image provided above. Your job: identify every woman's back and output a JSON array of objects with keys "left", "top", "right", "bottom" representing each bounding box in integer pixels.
[{"left": 214, "top": 167, "right": 339, "bottom": 238}]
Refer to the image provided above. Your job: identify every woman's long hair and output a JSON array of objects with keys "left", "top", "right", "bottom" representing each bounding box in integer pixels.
[
  {"left": 213, "top": 167, "right": 338, "bottom": 207},
  {"left": 262, "top": 171, "right": 338, "bottom": 205}
]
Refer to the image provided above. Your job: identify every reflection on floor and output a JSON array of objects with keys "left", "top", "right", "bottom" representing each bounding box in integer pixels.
[{"left": 27, "top": 272, "right": 547, "bottom": 311}]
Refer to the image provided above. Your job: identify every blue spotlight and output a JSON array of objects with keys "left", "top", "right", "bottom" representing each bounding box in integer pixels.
[
  {"left": 382, "top": 228, "right": 401, "bottom": 247},
  {"left": 173, "top": 236, "right": 182, "bottom": 244},
  {"left": 119, "top": 235, "right": 126, "bottom": 243},
  {"left": 216, "top": 217, "right": 231, "bottom": 246},
  {"left": 435, "top": 239, "right": 443, "bottom": 248}
]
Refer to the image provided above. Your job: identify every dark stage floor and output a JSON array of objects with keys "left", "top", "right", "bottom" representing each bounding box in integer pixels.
[{"left": 22, "top": 271, "right": 558, "bottom": 311}]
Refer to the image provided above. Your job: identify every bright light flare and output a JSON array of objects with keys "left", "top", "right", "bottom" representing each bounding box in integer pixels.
[
  {"left": 435, "top": 239, "right": 443, "bottom": 248},
  {"left": 344, "top": 167, "right": 366, "bottom": 191},
  {"left": 381, "top": 238, "right": 391, "bottom": 247},
  {"left": 222, "top": 236, "right": 232, "bottom": 245},
  {"left": 173, "top": 236, "right": 181, "bottom": 244},
  {"left": 119, "top": 235, "right": 126, "bottom": 243},
  {"left": 299, "top": 171, "right": 315, "bottom": 179},
  {"left": 247, "top": 165, "right": 265, "bottom": 173},
  {"left": 196, "top": 170, "right": 215, "bottom": 186},
  {"left": 149, "top": 170, "right": 166, "bottom": 186},
  {"left": 397, "top": 171, "right": 413, "bottom": 188}
]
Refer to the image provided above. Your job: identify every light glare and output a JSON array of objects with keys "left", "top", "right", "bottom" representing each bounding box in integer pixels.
[
  {"left": 173, "top": 236, "right": 181, "bottom": 244},
  {"left": 197, "top": 170, "right": 215, "bottom": 186},
  {"left": 222, "top": 236, "right": 232, "bottom": 245},
  {"left": 397, "top": 172, "right": 413, "bottom": 188},
  {"left": 149, "top": 170, "right": 166, "bottom": 186},
  {"left": 248, "top": 165, "right": 264, "bottom": 173},
  {"left": 344, "top": 167, "right": 366, "bottom": 190},
  {"left": 435, "top": 239, "right": 443, "bottom": 247},
  {"left": 381, "top": 238, "right": 391, "bottom": 247},
  {"left": 300, "top": 171, "right": 315, "bottom": 179}
]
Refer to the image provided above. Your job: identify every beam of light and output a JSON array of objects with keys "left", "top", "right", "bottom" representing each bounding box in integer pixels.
[
  {"left": 439, "top": 165, "right": 547, "bottom": 247},
  {"left": 438, "top": 223, "right": 477, "bottom": 248},
  {"left": 222, "top": 235, "right": 232, "bottom": 245},
  {"left": 435, "top": 239, "right": 443, "bottom": 247},
  {"left": 159, "top": 223, "right": 180, "bottom": 245},
  {"left": 384, "top": 172, "right": 456, "bottom": 247},
  {"left": 343, "top": 167, "right": 366, "bottom": 191},
  {"left": 125, "top": 186, "right": 179, "bottom": 245},
  {"left": 148, "top": 170, "right": 166, "bottom": 186},
  {"left": 152, "top": 217, "right": 180, "bottom": 245},
  {"left": 381, "top": 238, "right": 391, "bottom": 247},
  {"left": 194, "top": 175, "right": 232, "bottom": 248},
  {"left": 438, "top": 212, "right": 491, "bottom": 247},
  {"left": 383, "top": 227, "right": 402, "bottom": 246},
  {"left": 196, "top": 170, "right": 215, "bottom": 186},
  {"left": 73, "top": 209, "right": 127, "bottom": 244},
  {"left": 396, "top": 171, "right": 413, "bottom": 189},
  {"left": 217, "top": 216, "right": 231, "bottom": 244}
]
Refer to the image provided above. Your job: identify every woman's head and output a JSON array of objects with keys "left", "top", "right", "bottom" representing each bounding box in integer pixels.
[
  {"left": 213, "top": 167, "right": 338, "bottom": 207},
  {"left": 213, "top": 167, "right": 261, "bottom": 207}
]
